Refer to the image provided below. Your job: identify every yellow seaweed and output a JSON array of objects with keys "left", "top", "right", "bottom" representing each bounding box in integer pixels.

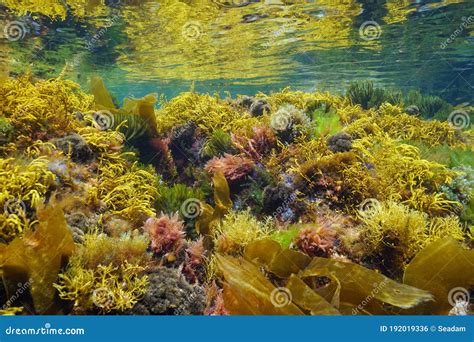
[
  {"left": 90, "top": 76, "right": 117, "bottom": 110},
  {"left": 0, "top": 202, "right": 75, "bottom": 314},
  {"left": 300, "top": 257, "right": 434, "bottom": 314},
  {"left": 286, "top": 275, "right": 340, "bottom": 315},
  {"left": 244, "top": 238, "right": 311, "bottom": 279},
  {"left": 195, "top": 171, "right": 232, "bottom": 235},
  {"left": 216, "top": 254, "right": 304, "bottom": 315},
  {"left": 403, "top": 238, "right": 474, "bottom": 315}
]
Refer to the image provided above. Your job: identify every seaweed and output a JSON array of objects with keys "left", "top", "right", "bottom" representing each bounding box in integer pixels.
[
  {"left": 216, "top": 254, "right": 305, "bottom": 315},
  {"left": 346, "top": 81, "right": 402, "bottom": 109},
  {"left": 0, "top": 202, "right": 75, "bottom": 314},
  {"left": 403, "top": 238, "right": 474, "bottom": 314},
  {"left": 217, "top": 239, "right": 433, "bottom": 315},
  {"left": 300, "top": 257, "right": 433, "bottom": 314},
  {"left": 404, "top": 90, "right": 452, "bottom": 119},
  {"left": 312, "top": 109, "right": 342, "bottom": 137},
  {"left": 0, "top": 69, "right": 471, "bottom": 316},
  {"left": 353, "top": 201, "right": 465, "bottom": 275},
  {"left": 90, "top": 76, "right": 116, "bottom": 110},
  {"left": 54, "top": 232, "right": 150, "bottom": 314},
  {"left": 195, "top": 172, "right": 232, "bottom": 236},
  {"left": 156, "top": 183, "right": 205, "bottom": 216},
  {"left": 201, "top": 129, "right": 237, "bottom": 159}
]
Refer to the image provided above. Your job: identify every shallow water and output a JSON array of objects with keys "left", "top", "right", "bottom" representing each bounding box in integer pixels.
[
  {"left": 1, "top": 0, "right": 473, "bottom": 103},
  {"left": 1, "top": 1, "right": 473, "bottom": 318}
]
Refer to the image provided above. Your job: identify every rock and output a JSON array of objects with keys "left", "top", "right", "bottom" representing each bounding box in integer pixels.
[
  {"left": 328, "top": 132, "right": 352, "bottom": 153},
  {"left": 65, "top": 211, "right": 99, "bottom": 243},
  {"left": 262, "top": 184, "right": 295, "bottom": 215},
  {"left": 405, "top": 105, "right": 420, "bottom": 116},
  {"left": 54, "top": 134, "right": 96, "bottom": 163},
  {"left": 238, "top": 95, "right": 254, "bottom": 109},
  {"left": 250, "top": 99, "right": 270, "bottom": 117},
  {"left": 127, "top": 267, "right": 206, "bottom": 315}
]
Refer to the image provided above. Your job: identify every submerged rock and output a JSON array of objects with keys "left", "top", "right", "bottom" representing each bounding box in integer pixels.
[
  {"left": 238, "top": 95, "right": 254, "bottom": 109},
  {"left": 327, "top": 132, "right": 352, "bottom": 153},
  {"left": 405, "top": 105, "right": 420, "bottom": 116},
  {"left": 250, "top": 99, "right": 270, "bottom": 117},
  {"left": 54, "top": 134, "right": 96, "bottom": 163},
  {"left": 127, "top": 267, "right": 206, "bottom": 315},
  {"left": 65, "top": 212, "right": 99, "bottom": 243}
]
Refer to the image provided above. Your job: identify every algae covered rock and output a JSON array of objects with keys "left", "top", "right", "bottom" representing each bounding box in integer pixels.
[
  {"left": 127, "top": 267, "right": 206, "bottom": 315},
  {"left": 54, "top": 134, "right": 96, "bottom": 163},
  {"left": 327, "top": 132, "right": 352, "bottom": 153},
  {"left": 249, "top": 99, "right": 270, "bottom": 117}
]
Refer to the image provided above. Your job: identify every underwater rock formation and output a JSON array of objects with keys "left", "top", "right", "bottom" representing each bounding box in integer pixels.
[
  {"left": 327, "top": 132, "right": 352, "bottom": 153},
  {"left": 54, "top": 134, "right": 96, "bottom": 163},
  {"left": 127, "top": 267, "right": 206, "bottom": 315}
]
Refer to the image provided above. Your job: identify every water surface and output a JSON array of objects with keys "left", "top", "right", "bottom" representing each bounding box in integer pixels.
[{"left": 1, "top": 0, "right": 473, "bottom": 103}]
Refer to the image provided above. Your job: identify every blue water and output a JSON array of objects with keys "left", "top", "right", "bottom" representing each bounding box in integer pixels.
[{"left": 2, "top": 0, "right": 473, "bottom": 104}]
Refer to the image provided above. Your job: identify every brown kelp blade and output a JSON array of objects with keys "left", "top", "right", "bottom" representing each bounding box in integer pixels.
[
  {"left": 286, "top": 275, "right": 341, "bottom": 315},
  {"left": 244, "top": 238, "right": 311, "bottom": 278},
  {"left": 403, "top": 237, "right": 474, "bottom": 314},
  {"left": 0, "top": 203, "right": 75, "bottom": 314},
  {"left": 216, "top": 254, "right": 304, "bottom": 315},
  {"left": 90, "top": 76, "right": 159, "bottom": 138},
  {"left": 196, "top": 172, "right": 232, "bottom": 236},
  {"left": 123, "top": 93, "right": 159, "bottom": 137},
  {"left": 300, "top": 257, "right": 434, "bottom": 314},
  {"left": 90, "top": 76, "right": 116, "bottom": 109}
]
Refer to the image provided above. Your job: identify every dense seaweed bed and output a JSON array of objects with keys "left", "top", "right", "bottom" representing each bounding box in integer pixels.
[{"left": 0, "top": 73, "right": 473, "bottom": 316}]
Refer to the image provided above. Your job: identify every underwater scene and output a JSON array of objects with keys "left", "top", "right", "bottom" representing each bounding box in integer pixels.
[{"left": 0, "top": 0, "right": 473, "bottom": 317}]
